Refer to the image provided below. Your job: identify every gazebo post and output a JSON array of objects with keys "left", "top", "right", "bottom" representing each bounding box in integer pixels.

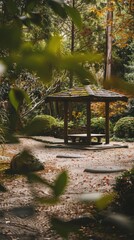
[
  {"left": 87, "top": 101, "right": 91, "bottom": 145},
  {"left": 64, "top": 101, "right": 69, "bottom": 144},
  {"left": 105, "top": 101, "right": 110, "bottom": 144}
]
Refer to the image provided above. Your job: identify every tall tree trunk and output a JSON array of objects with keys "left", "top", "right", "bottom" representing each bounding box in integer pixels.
[
  {"left": 104, "top": 0, "right": 113, "bottom": 84},
  {"left": 69, "top": 0, "right": 75, "bottom": 88},
  {"left": 69, "top": 0, "right": 75, "bottom": 120}
]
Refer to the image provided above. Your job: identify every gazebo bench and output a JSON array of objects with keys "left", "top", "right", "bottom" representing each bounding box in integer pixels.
[{"left": 68, "top": 133, "right": 105, "bottom": 144}]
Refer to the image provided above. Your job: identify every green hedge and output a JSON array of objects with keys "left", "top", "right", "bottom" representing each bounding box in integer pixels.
[
  {"left": 25, "top": 115, "right": 58, "bottom": 136},
  {"left": 114, "top": 117, "right": 134, "bottom": 138},
  {"left": 91, "top": 117, "right": 113, "bottom": 134}
]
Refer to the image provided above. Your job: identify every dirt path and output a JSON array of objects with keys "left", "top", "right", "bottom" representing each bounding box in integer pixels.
[{"left": 0, "top": 138, "right": 134, "bottom": 239}]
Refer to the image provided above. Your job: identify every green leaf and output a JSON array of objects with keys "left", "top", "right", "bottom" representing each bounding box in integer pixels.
[
  {"left": 46, "top": 35, "right": 62, "bottom": 54},
  {"left": 25, "top": 0, "right": 38, "bottom": 11},
  {"left": 27, "top": 173, "right": 52, "bottom": 188},
  {"left": 9, "top": 88, "right": 30, "bottom": 111},
  {"left": 79, "top": 192, "right": 115, "bottom": 210},
  {"left": 53, "top": 171, "right": 68, "bottom": 197},
  {"left": 104, "top": 76, "right": 134, "bottom": 97},
  {"left": 9, "top": 89, "right": 19, "bottom": 111},
  {"left": 5, "top": 0, "right": 18, "bottom": 15},
  {"left": 30, "top": 12, "right": 42, "bottom": 26},
  {"left": 64, "top": 5, "right": 82, "bottom": 29},
  {"left": 51, "top": 217, "right": 72, "bottom": 238},
  {"left": 96, "top": 193, "right": 115, "bottom": 210},
  {"left": 47, "top": 0, "right": 67, "bottom": 18},
  {"left": 0, "top": 25, "right": 22, "bottom": 50},
  {"left": 63, "top": 53, "right": 103, "bottom": 65}
]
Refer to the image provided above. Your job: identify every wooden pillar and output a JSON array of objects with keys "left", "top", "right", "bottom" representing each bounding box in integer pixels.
[
  {"left": 105, "top": 102, "right": 110, "bottom": 144},
  {"left": 87, "top": 101, "right": 91, "bottom": 145},
  {"left": 64, "top": 101, "right": 69, "bottom": 144},
  {"left": 69, "top": 102, "right": 73, "bottom": 121},
  {"left": 55, "top": 101, "right": 60, "bottom": 117}
]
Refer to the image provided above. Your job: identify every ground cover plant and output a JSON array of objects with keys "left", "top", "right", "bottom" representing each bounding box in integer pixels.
[{"left": 113, "top": 168, "right": 134, "bottom": 216}]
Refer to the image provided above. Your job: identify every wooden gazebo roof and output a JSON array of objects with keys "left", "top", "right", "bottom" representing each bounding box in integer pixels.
[{"left": 46, "top": 86, "right": 128, "bottom": 102}]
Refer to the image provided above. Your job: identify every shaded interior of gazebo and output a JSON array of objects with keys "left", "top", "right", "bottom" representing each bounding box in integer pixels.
[{"left": 46, "top": 86, "right": 128, "bottom": 145}]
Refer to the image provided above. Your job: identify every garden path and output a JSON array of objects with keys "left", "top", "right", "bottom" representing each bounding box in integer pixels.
[{"left": 0, "top": 137, "right": 134, "bottom": 239}]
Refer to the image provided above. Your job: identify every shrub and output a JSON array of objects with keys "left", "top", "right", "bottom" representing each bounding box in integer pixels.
[
  {"left": 114, "top": 117, "right": 134, "bottom": 138},
  {"left": 53, "top": 120, "right": 74, "bottom": 138},
  {"left": 91, "top": 117, "right": 113, "bottom": 134},
  {"left": 113, "top": 168, "right": 134, "bottom": 215},
  {"left": 25, "top": 115, "right": 58, "bottom": 136}
]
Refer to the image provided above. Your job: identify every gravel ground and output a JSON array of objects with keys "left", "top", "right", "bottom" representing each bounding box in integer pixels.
[{"left": 0, "top": 137, "right": 134, "bottom": 240}]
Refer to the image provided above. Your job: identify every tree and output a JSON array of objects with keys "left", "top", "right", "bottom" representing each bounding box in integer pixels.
[
  {"left": 124, "top": 41, "right": 134, "bottom": 83},
  {"left": 104, "top": 0, "right": 113, "bottom": 81}
]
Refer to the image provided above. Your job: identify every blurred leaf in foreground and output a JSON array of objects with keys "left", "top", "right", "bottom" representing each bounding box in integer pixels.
[
  {"left": 105, "top": 213, "right": 134, "bottom": 233},
  {"left": 0, "top": 25, "right": 22, "bottom": 50},
  {"left": 9, "top": 88, "right": 30, "bottom": 111},
  {"left": 79, "top": 192, "right": 115, "bottom": 210},
  {"left": 3, "top": 36, "right": 102, "bottom": 84},
  {"left": 53, "top": 170, "right": 68, "bottom": 197},
  {"left": 104, "top": 76, "right": 134, "bottom": 97}
]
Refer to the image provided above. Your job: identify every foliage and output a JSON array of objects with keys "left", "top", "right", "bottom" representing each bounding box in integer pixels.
[
  {"left": 114, "top": 116, "right": 134, "bottom": 138},
  {"left": 1, "top": 0, "right": 99, "bottom": 85},
  {"left": 70, "top": 101, "right": 127, "bottom": 128},
  {"left": 113, "top": 168, "right": 134, "bottom": 215},
  {"left": 25, "top": 114, "right": 58, "bottom": 136},
  {"left": 89, "top": 0, "right": 134, "bottom": 48},
  {"left": 53, "top": 120, "right": 74, "bottom": 138},
  {"left": 124, "top": 41, "right": 134, "bottom": 83},
  {"left": 91, "top": 101, "right": 127, "bottom": 120},
  {"left": 91, "top": 117, "right": 113, "bottom": 134},
  {"left": 27, "top": 170, "right": 68, "bottom": 204},
  {"left": 127, "top": 98, "right": 134, "bottom": 117}
]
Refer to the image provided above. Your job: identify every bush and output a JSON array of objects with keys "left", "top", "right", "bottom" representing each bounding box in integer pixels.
[
  {"left": 53, "top": 120, "right": 74, "bottom": 138},
  {"left": 25, "top": 115, "right": 58, "bottom": 136},
  {"left": 91, "top": 117, "right": 113, "bottom": 134},
  {"left": 113, "top": 168, "right": 134, "bottom": 215},
  {"left": 114, "top": 117, "right": 134, "bottom": 138}
]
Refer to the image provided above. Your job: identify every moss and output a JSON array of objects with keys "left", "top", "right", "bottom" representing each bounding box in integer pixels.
[{"left": 114, "top": 117, "right": 134, "bottom": 138}]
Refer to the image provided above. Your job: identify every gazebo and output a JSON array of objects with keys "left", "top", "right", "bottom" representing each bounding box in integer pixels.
[{"left": 46, "top": 86, "right": 128, "bottom": 145}]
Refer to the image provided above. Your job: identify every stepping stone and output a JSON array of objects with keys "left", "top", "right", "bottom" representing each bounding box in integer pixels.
[
  {"left": 84, "top": 166, "right": 126, "bottom": 173},
  {"left": 10, "top": 205, "right": 35, "bottom": 218},
  {"left": 56, "top": 154, "right": 85, "bottom": 158}
]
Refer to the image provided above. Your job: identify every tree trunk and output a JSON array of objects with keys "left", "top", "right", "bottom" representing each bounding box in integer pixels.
[
  {"left": 104, "top": 0, "right": 113, "bottom": 84},
  {"left": 69, "top": 0, "right": 75, "bottom": 88}
]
